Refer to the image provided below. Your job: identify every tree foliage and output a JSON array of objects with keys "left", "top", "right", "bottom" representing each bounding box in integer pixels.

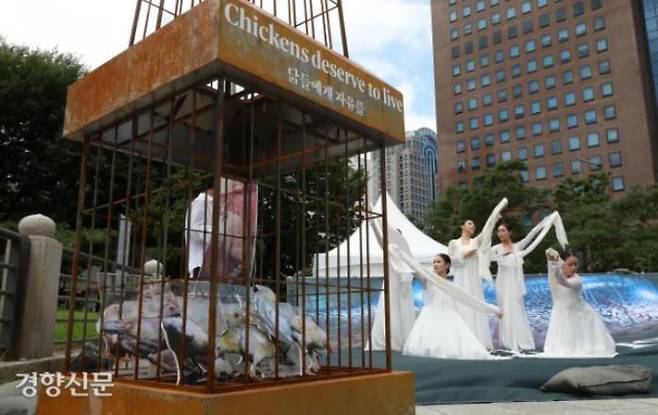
[{"left": 0, "top": 40, "right": 86, "bottom": 224}]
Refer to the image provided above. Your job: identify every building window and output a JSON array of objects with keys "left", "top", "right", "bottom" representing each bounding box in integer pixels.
[
  {"left": 526, "top": 39, "right": 537, "bottom": 53},
  {"left": 515, "top": 104, "right": 525, "bottom": 119},
  {"left": 499, "top": 109, "right": 510, "bottom": 122},
  {"left": 527, "top": 59, "right": 538, "bottom": 73},
  {"left": 466, "top": 60, "right": 476, "bottom": 72},
  {"left": 560, "top": 49, "right": 571, "bottom": 63},
  {"left": 549, "top": 118, "right": 560, "bottom": 132},
  {"left": 520, "top": 170, "right": 529, "bottom": 182},
  {"left": 471, "top": 137, "right": 481, "bottom": 150},
  {"left": 484, "top": 113, "right": 494, "bottom": 126},
  {"left": 552, "top": 139, "right": 563, "bottom": 154},
  {"left": 510, "top": 45, "right": 520, "bottom": 58},
  {"left": 598, "top": 59, "right": 611, "bottom": 74},
  {"left": 529, "top": 80, "right": 540, "bottom": 93},
  {"left": 469, "top": 117, "right": 479, "bottom": 130},
  {"left": 492, "top": 13, "right": 502, "bottom": 25},
  {"left": 545, "top": 75, "right": 556, "bottom": 89},
  {"left": 465, "top": 24, "right": 473, "bottom": 35},
  {"left": 516, "top": 125, "right": 527, "bottom": 140},
  {"left": 558, "top": 29, "right": 569, "bottom": 43},
  {"left": 478, "top": 18, "right": 488, "bottom": 31},
  {"left": 495, "top": 49, "right": 504, "bottom": 63},
  {"left": 534, "top": 143, "right": 545, "bottom": 158},
  {"left": 468, "top": 97, "right": 478, "bottom": 110},
  {"left": 553, "top": 162, "right": 565, "bottom": 177},
  {"left": 452, "top": 46, "right": 461, "bottom": 59},
  {"left": 496, "top": 68, "right": 506, "bottom": 82},
  {"left": 477, "top": 0, "right": 486, "bottom": 12},
  {"left": 467, "top": 78, "right": 477, "bottom": 91},
  {"left": 536, "top": 166, "right": 547, "bottom": 180},
  {"left": 456, "top": 121, "right": 465, "bottom": 134},
  {"left": 541, "top": 34, "right": 552, "bottom": 48},
  {"left": 609, "top": 152, "right": 622, "bottom": 168},
  {"left": 449, "top": 0, "right": 457, "bottom": 5},
  {"left": 565, "top": 91, "right": 576, "bottom": 106},
  {"left": 539, "top": 13, "right": 550, "bottom": 28},
  {"left": 518, "top": 146, "right": 529, "bottom": 160},
  {"left": 582, "top": 86, "right": 595, "bottom": 102},
  {"left": 604, "top": 105, "right": 616, "bottom": 120},
  {"left": 580, "top": 64, "right": 593, "bottom": 80},
  {"left": 587, "top": 132, "right": 600, "bottom": 147},
  {"left": 547, "top": 96, "right": 558, "bottom": 111},
  {"left": 523, "top": 19, "right": 534, "bottom": 33},
  {"left": 454, "top": 83, "right": 462, "bottom": 95},
  {"left": 569, "top": 136, "right": 581, "bottom": 151},
  {"left": 522, "top": 1, "right": 532, "bottom": 14},
  {"left": 451, "top": 28, "right": 459, "bottom": 40},
  {"left": 501, "top": 150, "right": 512, "bottom": 161},
  {"left": 487, "top": 154, "right": 497, "bottom": 167},
  {"left": 556, "top": 8, "right": 566, "bottom": 22},
  {"left": 577, "top": 43, "right": 590, "bottom": 58},
  {"left": 571, "top": 159, "right": 582, "bottom": 174},
  {"left": 513, "top": 84, "right": 523, "bottom": 98},
  {"left": 485, "top": 133, "right": 495, "bottom": 146},
  {"left": 567, "top": 114, "right": 579, "bottom": 128},
  {"left": 478, "top": 36, "right": 488, "bottom": 49},
  {"left": 562, "top": 70, "right": 574, "bottom": 85},
  {"left": 590, "top": 155, "right": 603, "bottom": 171},
  {"left": 532, "top": 122, "right": 543, "bottom": 136},
  {"left": 592, "top": 0, "right": 603, "bottom": 10},
  {"left": 543, "top": 54, "right": 555, "bottom": 68},
  {"left": 573, "top": 2, "right": 585, "bottom": 17},
  {"left": 465, "top": 41, "right": 474, "bottom": 54},
  {"left": 455, "top": 101, "right": 464, "bottom": 114},
  {"left": 612, "top": 176, "right": 625, "bottom": 192},
  {"left": 453, "top": 65, "right": 461, "bottom": 77},
  {"left": 601, "top": 81, "right": 614, "bottom": 97},
  {"left": 497, "top": 88, "right": 508, "bottom": 102},
  {"left": 481, "top": 74, "right": 492, "bottom": 86},
  {"left": 500, "top": 129, "right": 510, "bottom": 143},
  {"left": 606, "top": 128, "right": 619, "bottom": 143},
  {"left": 483, "top": 93, "right": 493, "bottom": 106},
  {"left": 450, "top": 11, "right": 458, "bottom": 23},
  {"left": 457, "top": 160, "right": 466, "bottom": 172},
  {"left": 594, "top": 16, "right": 605, "bottom": 31},
  {"left": 585, "top": 109, "right": 597, "bottom": 124},
  {"left": 463, "top": 5, "right": 472, "bottom": 18},
  {"left": 508, "top": 25, "right": 518, "bottom": 39},
  {"left": 457, "top": 140, "right": 466, "bottom": 153},
  {"left": 576, "top": 22, "right": 587, "bottom": 37},
  {"left": 531, "top": 100, "right": 541, "bottom": 114},
  {"left": 481, "top": 54, "right": 490, "bottom": 67},
  {"left": 507, "top": 6, "right": 516, "bottom": 19},
  {"left": 596, "top": 38, "right": 608, "bottom": 52},
  {"left": 538, "top": 0, "right": 548, "bottom": 8},
  {"left": 494, "top": 30, "right": 503, "bottom": 44},
  {"left": 512, "top": 63, "right": 521, "bottom": 78}
]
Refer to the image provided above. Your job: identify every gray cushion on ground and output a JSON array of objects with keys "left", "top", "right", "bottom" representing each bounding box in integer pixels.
[{"left": 541, "top": 365, "right": 653, "bottom": 395}]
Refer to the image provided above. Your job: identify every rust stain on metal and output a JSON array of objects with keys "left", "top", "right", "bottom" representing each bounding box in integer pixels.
[{"left": 64, "top": 0, "right": 404, "bottom": 144}]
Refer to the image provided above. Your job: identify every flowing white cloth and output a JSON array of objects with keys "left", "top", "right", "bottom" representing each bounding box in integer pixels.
[
  {"left": 368, "top": 221, "right": 416, "bottom": 351},
  {"left": 544, "top": 253, "right": 616, "bottom": 357},
  {"left": 184, "top": 192, "right": 214, "bottom": 275},
  {"left": 491, "top": 212, "right": 569, "bottom": 352},
  {"left": 393, "top": 248, "right": 500, "bottom": 359},
  {"left": 448, "top": 198, "right": 508, "bottom": 349}
]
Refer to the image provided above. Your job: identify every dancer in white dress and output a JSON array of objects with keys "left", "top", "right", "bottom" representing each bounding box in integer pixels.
[
  {"left": 543, "top": 248, "right": 616, "bottom": 357},
  {"left": 402, "top": 254, "right": 502, "bottom": 359},
  {"left": 490, "top": 212, "right": 568, "bottom": 352},
  {"left": 368, "top": 220, "right": 416, "bottom": 351},
  {"left": 448, "top": 198, "right": 508, "bottom": 350}
]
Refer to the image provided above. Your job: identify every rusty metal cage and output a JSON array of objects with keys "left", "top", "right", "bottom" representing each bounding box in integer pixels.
[{"left": 63, "top": 0, "right": 402, "bottom": 394}]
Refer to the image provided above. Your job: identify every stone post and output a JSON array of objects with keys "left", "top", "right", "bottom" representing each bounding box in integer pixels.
[{"left": 16, "top": 214, "right": 63, "bottom": 359}]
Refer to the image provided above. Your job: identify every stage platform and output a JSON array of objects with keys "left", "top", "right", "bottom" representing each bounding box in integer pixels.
[{"left": 336, "top": 344, "right": 658, "bottom": 405}]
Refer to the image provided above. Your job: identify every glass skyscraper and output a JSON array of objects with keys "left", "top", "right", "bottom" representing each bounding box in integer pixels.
[{"left": 643, "top": 0, "right": 658, "bottom": 110}]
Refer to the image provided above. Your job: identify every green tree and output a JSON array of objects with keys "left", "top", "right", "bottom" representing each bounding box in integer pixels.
[{"left": 0, "top": 40, "right": 86, "bottom": 225}]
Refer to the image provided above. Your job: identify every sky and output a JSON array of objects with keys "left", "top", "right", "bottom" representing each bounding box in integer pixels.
[{"left": 0, "top": 0, "right": 436, "bottom": 132}]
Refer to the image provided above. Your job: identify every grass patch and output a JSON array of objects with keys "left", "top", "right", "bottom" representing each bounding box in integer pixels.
[{"left": 54, "top": 307, "right": 99, "bottom": 346}]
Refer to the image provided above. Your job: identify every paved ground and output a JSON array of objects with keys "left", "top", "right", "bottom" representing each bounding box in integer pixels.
[{"left": 417, "top": 398, "right": 658, "bottom": 415}]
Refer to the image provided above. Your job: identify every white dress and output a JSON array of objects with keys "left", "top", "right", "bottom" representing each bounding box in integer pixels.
[
  {"left": 402, "top": 277, "right": 499, "bottom": 359},
  {"left": 447, "top": 199, "right": 507, "bottom": 350},
  {"left": 544, "top": 258, "right": 616, "bottom": 357}
]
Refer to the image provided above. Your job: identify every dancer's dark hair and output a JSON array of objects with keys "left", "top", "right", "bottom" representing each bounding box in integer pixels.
[{"left": 436, "top": 253, "right": 451, "bottom": 274}]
